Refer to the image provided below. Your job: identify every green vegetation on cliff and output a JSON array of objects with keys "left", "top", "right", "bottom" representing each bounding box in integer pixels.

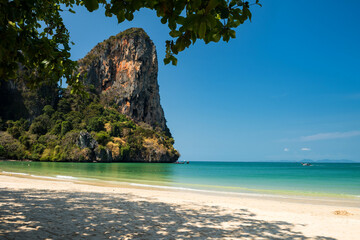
[{"left": 0, "top": 85, "right": 179, "bottom": 163}]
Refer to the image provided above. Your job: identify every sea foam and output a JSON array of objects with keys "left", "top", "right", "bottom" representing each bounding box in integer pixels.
[
  {"left": 55, "top": 175, "right": 78, "bottom": 180},
  {"left": 2, "top": 171, "right": 29, "bottom": 176}
]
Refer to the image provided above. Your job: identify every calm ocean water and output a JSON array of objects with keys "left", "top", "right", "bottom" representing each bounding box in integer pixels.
[{"left": 1, "top": 161, "right": 359, "bottom": 198}]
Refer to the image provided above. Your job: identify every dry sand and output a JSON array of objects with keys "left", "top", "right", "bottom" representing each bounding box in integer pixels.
[{"left": 0, "top": 174, "right": 359, "bottom": 240}]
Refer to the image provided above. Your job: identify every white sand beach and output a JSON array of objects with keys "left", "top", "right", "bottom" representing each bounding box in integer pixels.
[{"left": 0, "top": 174, "right": 359, "bottom": 239}]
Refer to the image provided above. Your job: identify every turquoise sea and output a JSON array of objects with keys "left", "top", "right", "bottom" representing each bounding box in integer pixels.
[{"left": 1, "top": 161, "right": 360, "bottom": 199}]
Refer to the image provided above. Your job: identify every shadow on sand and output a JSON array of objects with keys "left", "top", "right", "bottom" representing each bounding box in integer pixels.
[{"left": 0, "top": 188, "right": 336, "bottom": 240}]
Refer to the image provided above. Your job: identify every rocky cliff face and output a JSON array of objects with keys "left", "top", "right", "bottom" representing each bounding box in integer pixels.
[{"left": 77, "top": 28, "right": 167, "bottom": 131}]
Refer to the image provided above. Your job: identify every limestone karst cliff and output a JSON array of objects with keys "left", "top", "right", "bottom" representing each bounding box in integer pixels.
[
  {"left": 0, "top": 28, "right": 179, "bottom": 163},
  {"left": 77, "top": 28, "right": 167, "bottom": 131}
]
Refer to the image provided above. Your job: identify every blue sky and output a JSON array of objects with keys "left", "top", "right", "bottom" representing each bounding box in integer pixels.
[{"left": 61, "top": 1, "right": 360, "bottom": 162}]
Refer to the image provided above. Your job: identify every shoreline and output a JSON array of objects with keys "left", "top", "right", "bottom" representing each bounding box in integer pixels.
[
  {"left": 1, "top": 170, "right": 360, "bottom": 208},
  {"left": 1, "top": 170, "right": 359, "bottom": 208},
  {"left": 1, "top": 174, "right": 360, "bottom": 239}
]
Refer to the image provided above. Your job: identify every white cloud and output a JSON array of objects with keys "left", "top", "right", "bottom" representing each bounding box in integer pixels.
[
  {"left": 299, "top": 131, "right": 360, "bottom": 142},
  {"left": 283, "top": 148, "right": 289, "bottom": 152},
  {"left": 301, "top": 147, "right": 311, "bottom": 151}
]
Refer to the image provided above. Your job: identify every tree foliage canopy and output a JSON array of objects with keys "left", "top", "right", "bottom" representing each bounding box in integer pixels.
[{"left": 0, "top": 0, "right": 260, "bottom": 89}]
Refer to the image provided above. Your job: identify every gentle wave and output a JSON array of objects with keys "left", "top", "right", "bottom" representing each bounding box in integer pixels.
[
  {"left": 55, "top": 175, "right": 78, "bottom": 180},
  {"left": 30, "top": 175, "right": 60, "bottom": 180},
  {"left": 128, "top": 182, "right": 359, "bottom": 200},
  {"left": 2, "top": 171, "right": 29, "bottom": 176},
  {"left": 1, "top": 171, "right": 78, "bottom": 181},
  {"left": 129, "top": 183, "right": 283, "bottom": 198},
  {"left": 30, "top": 175, "right": 78, "bottom": 180}
]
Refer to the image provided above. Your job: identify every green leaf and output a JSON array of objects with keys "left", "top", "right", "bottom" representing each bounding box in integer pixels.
[
  {"left": 220, "top": 8, "right": 230, "bottom": 19},
  {"left": 192, "top": 0, "right": 202, "bottom": 9},
  {"left": 125, "top": 12, "right": 134, "bottom": 21},
  {"left": 212, "top": 33, "right": 221, "bottom": 42},
  {"left": 199, "top": 21, "right": 206, "bottom": 39},
  {"left": 205, "top": 15, "right": 217, "bottom": 28},
  {"left": 243, "top": 7, "right": 252, "bottom": 21},
  {"left": 206, "top": 0, "right": 220, "bottom": 13},
  {"left": 168, "top": 19, "right": 176, "bottom": 30},
  {"left": 232, "top": 20, "right": 241, "bottom": 27},
  {"left": 176, "top": 38, "right": 185, "bottom": 51},
  {"left": 164, "top": 57, "right": 171, "bottom": 65},
  {"left": 105, "top": 9, "right": 113, "bottom": 17},
  {"left": 84, "top": 0, "right": 99, "bottom": 12},
  {"left": 170, "top": 56, "right": 177, "bottom": 66},
  {"left": 169, "top": 30, "right": 182, "bottom": 38},
  {"left": 116, "top": 12, "right": 125, "bottom": 23},
  {"left": 176, "top": 16, "right": 185, "bottom": 25}
]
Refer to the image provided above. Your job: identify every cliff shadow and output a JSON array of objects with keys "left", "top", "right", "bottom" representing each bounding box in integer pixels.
[
  {"left": 0, "top": 81, "right": 29, "bottom": 121},
  {"left": 0, "top": 188, "right": 337, "bottom": 240}
]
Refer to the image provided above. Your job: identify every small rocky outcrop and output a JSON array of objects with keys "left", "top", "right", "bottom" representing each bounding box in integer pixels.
[
  {"left": 78, "top": 131, "right": 97, "bottom": 150},
  {"left": 77, "top": 131, "right": 113, "bottom": 162},
  {"left": 78, "top": 28, "right": 167, "bottom": 131},
  {"left": 95, "top": 147, "right": 113, "bottom": 162}
]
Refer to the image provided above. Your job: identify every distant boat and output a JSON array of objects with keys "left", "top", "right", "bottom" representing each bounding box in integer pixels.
[
  {"left": 301, "top": 162, "right": 312, "bottom": 166},
  {"left": 174, "top": 161, "right": 189, "bottom": 164}
]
